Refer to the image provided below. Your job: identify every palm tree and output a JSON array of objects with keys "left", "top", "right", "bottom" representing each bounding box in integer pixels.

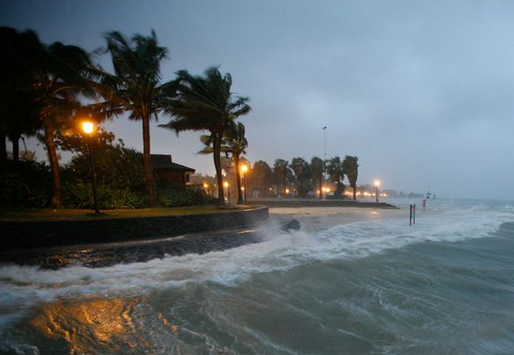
[
  {"left": 0, "top": 27, "right": 42, "bottom": 165},
  {"left": 21, "top": 35, "right": 97, "bottom": 208},
  {"left": 326, "top": 156, "right": 345, "bottom": 198},
  {"left": 290, "top": 157, "right": 310, "bottom": 198},
  {"left": 102, "top": 30, "right": 172, "bottom": 206},
  {"left": 343, "top": 155, "right": 359, "bottom": 200},
  {"left": 273, "top": 159, "right": 290, "bottom": 196},
  {"left": 225, "top": 123, "right": 248, "bottom": 204},
  {"left": 161, "top": 67, "right": 251, "bottom": 205},
  {"left": 198, "top": 122, "right": 248, "bottom": 204},
  {"left": 310, "top": 156, "right": 324, "bottom": 198}
]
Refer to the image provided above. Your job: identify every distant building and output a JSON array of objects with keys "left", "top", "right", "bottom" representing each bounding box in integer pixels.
[{"left": 150, "top": 154, "right": 195, "bottom": 187}]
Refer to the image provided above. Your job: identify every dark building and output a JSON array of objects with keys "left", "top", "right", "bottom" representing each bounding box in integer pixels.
[{"left": 151, "top": 154, "right": 195, "bottom": 187}]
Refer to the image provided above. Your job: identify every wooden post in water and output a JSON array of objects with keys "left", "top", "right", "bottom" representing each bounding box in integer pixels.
[{"left": 409, "top": 204, "right": 416, "bottom": 226}]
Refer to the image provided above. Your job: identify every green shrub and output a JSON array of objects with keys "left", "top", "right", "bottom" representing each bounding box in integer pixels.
[
  {"left": 63, "top": 182, "right": 145, "bottom": 209},
  {"left": 158, "top": 188, "right": 216, "bottom": 207}
]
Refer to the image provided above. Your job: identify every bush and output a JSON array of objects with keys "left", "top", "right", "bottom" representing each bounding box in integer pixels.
[
  {"left": 0, "top": 160, "right": 52, "bottom": 209},
  {"left": 63, "top": 182, "right": 146, "bottom": 209},
  {"left": 158, "top": 188, "right": 216, "bottom": 208}
]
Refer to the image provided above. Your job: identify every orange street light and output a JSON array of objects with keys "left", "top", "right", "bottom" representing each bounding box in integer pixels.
[
  {"left": 240, "top": 164, "right": 248, "bottom": 203},
  {"left": 82, "top": 121, "right": 95, "bottom": 135},
  {"left": 81, "top": 120, "right": 100, "bottom": 215}
]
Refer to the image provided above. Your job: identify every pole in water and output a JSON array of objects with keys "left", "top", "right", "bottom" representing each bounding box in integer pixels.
[
  {"left": 409, "top": 204, "right": 412, "bottom": 226},
  {"left": 409, "top": 204, "right": 416, "bottom": 226}
]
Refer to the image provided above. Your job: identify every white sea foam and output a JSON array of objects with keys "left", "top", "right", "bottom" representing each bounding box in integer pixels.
[{"left": 0, "top": 201, "right": 512, "bottom": 336}]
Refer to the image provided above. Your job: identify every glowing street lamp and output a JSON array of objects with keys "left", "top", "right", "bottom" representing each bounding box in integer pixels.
[
  {"left": 241, "top": 164, "right": 248, "bottom": 203},
  {"left": 81, "top": 121, "right": 100, "bottom": 215},
  {"left": 374, "top": 179, "right": 381, "bottom": 203}
]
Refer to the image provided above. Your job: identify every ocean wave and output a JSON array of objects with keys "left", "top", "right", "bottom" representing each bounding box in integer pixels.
[{"left": 0, "top": 202, "right": 512, "bottom": 338}]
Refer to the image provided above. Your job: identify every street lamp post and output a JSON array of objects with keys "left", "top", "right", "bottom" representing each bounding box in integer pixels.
[
  {"left": 374, "top": 180, "right": 381, "bottom": 203},
  {"left": 241, "top": 164, "right": 248, "bottom": 204},
  {"left": 323, "top": 126, "right": 327, "bottom": 200},
  {"left": 81, "top": 121, "right": 100, "bottom": 215},
  {"left": 224, "top": 181, "right": 230, "bottom": 204}
]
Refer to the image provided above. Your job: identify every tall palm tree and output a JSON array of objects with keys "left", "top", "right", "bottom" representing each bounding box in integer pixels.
[
  {"left": 326, "top": 156, "right": 345, "bottom": 198},
  {"left": 343, "top": 155, "right": 359, "bottom": 200},
  {"left": 310, "top": 156, "right": 324, "bottom": 198},
  {"left": 102, "top": 30, "right": 172, "bottom": 206},
  {"left": 161, "top": 67, "right": 251, "bottom": 205},
  {"left": 31, "top": 39, "right": 97, "bottom": 208},
  {"left": 225, "top": 123, "right": 248, "bottom": 204},
  {"left": 198, "top": 122, "right": 248, "bottom": 204}
]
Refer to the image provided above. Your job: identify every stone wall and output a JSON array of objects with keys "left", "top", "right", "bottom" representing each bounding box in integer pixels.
[{"left": 1, "top": 206, "right": 269, "bottom": 250}]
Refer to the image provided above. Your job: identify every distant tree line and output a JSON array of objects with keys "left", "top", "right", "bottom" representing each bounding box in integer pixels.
[
  {"left": 245, "top": 156, "right": 360, "bottom": 200},
  {"left": 0, "top": 27, "right": 251, "bottom": 208}
]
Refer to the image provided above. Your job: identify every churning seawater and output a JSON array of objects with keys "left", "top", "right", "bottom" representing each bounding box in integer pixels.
[{"left": 1, "top": 199, "right": 514, "bottom": 355}]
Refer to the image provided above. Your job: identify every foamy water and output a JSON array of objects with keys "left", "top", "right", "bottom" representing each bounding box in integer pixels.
[{"left": 1, "top": 198, "right": 514, "bottom": 354}]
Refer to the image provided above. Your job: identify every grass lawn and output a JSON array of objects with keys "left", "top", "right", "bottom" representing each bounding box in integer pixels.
[{"left": 0, "top": 205, "right": 259, "bottom": 222}]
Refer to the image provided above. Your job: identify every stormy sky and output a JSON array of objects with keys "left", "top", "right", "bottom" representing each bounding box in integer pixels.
[{"left": 3, "top": 0, "right": 514, "bottom": 200}]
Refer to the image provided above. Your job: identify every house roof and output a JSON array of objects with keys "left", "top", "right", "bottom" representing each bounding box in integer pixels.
[{"left": 151, "top": 154, "right": 195, "bottom": 172}]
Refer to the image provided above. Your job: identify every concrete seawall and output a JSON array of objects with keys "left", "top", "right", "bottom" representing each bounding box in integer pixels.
[{"left": 1, "top": 206, "right": 269, "bottom": 250}]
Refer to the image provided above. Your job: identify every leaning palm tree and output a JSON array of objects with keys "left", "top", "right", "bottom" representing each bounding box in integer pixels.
[
  {"left": 161, "top": 67, "right": 251, "bottom": 205},
  {"left": 197, "top": 123, "right": 248, "bottom": 204},
  {"left": 32, "top": 40, "right": 97, "bottom": 208},
  {"left": 102, "top": 30, "right": 173, "bottom": 206},
  {"left": 343, "top": 155, "right": 359, "bottom": 200},
  {"left": 225, "top": 122, "right": 248, "bottom": 204}
]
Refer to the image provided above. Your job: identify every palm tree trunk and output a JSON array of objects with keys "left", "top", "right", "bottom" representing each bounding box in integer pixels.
[
  {"left": 282, "top": 174, "right": 287, "bottom": 196},
  {"left": 234, "top": 156, "right": 243, "bottom": 204},
  {"left": 352, "top": 182, "right": 357, "bottom": 201},
  {"left": 10, "top": 135, "right": 20, "bottom": 161},
  {"left": 0, "top": 132, "right": 7, "bottom": 166},
  {"left": 142, "top": 117, "right": 156, "bottom": 206},
  {"left": 43, "top": 122, "right": 63, "bottom": 209},
  {"left": 213, "top": 132, "right": 225, "bottom": 205}
]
